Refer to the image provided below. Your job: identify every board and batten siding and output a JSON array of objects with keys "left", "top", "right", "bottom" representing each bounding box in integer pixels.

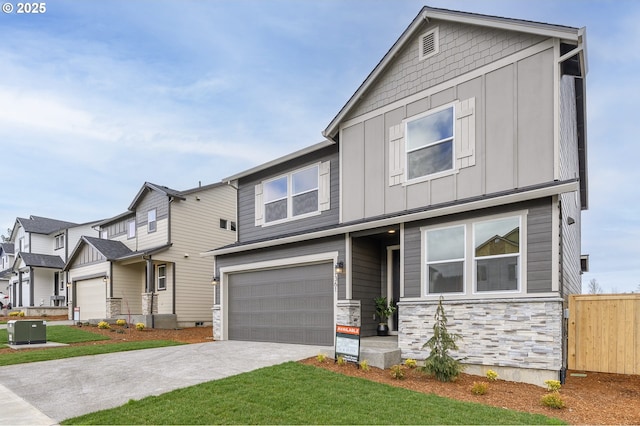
[
  {"left": 341, "top": 43, "right": 556, "bottom": 224},
  {"left": 351, "top": 237, "right": 384, "bottom": 336},
  {"left": 215, "top": 236, "right": 346, "bottom": 301},
  {"left": 402, "top": 198, "right": 553, "bottom": 298},
  {"left": 237, "top": 146, "right": 339, "bottom": 243},
  {"left": 167, "top": 184, "right": 237, "bottom": 325}
]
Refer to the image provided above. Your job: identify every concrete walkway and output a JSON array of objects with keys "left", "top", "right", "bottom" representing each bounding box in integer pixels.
[{"left": 0, "top": 340, "right": 331, "bottom": 425}]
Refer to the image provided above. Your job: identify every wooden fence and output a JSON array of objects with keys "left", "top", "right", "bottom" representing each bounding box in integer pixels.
[{"left": 568, "top": 294, "right": 640, "bottom": 375}]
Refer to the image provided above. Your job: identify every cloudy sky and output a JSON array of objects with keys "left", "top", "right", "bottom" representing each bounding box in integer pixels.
[{"left": 1, "top": 0, "right": 638, "bottom": 293}]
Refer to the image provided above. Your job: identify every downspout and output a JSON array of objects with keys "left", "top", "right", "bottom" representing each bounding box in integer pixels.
[
  {"left": 172, "top": 263, "right": 176, "bottom": 315},
  {"left": 145, "top": 256, "right": 155, "bottom": 328},
  {"left": 29, "top": 266, "right": 34, "bottom": 307}
]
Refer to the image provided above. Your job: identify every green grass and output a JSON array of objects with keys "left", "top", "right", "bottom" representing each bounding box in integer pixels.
[
  {"left": 63, "top": 362, "right": 564, "bottom": 425},
  {"left": 0, "top": 326, "right": 183, "bottom": 366}
]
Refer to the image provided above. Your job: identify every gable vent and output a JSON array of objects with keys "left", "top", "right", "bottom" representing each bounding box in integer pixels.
[{"left": 419, "top": 27, "right": 439, "bottom": 61}]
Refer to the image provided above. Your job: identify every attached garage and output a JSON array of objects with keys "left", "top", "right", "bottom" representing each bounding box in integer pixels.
[
  {"left": 227, "top": 262, "right": 334, "bottom": 345},
  {"left": 75, "top": 278, "right": 106, "bottom": 321}
]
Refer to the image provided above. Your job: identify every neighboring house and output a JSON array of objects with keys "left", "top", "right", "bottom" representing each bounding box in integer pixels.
[
  {"left": 0, "top": 242, "right": 15, "bottom": 296},
  {"left": 208, "top": 6, "right": 588, "bottom": 385},
  {"left": 64, "top": 181, "right": 236, "bottom": 328},
  {"left": 6, "top": 216, "right": 99, "bottom": 308}
]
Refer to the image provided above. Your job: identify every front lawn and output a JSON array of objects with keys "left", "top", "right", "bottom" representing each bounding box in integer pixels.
[
  {"left": 62, "top": 362, "right": 563, "bottom": 425},
  {"left": 0, "top": 326, "right": 183, "bottom": 366}
]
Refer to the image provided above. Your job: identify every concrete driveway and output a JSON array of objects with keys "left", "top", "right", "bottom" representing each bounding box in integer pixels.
[{"left": 0, "top": 340, "right": 331, "bottom": 425}]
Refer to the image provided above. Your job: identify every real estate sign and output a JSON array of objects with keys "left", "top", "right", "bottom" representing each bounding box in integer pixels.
[{"left": 335, "top": 324, "right": 360, "bottom": 363}]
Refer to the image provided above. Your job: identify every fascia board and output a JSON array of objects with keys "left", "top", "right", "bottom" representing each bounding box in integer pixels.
[{"left": 203, "top": 180, "right": 579, "bottom": 257}]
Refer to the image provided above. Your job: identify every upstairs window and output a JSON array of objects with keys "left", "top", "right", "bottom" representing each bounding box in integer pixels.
[
  {"left": 127, "top": 220, "right": 136, "bottom": 239},
  {"left": 54, "top": 234, "right": 65, "bottom": 250},
  {"left": 219, "top": 219, "right": 228, "bottom": 230},
  {"left": 406, "top": 105, "right": 454, "bottom": 180},
  {"left": 148, "top": 209, "right": 156, "bottom": 233},
  {"left": 263, "top": 165, "right": 319, "bottom": 224}
]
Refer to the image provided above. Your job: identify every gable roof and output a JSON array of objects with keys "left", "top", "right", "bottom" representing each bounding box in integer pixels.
[
  {"left": 322, "top": 6, "right": 585, "bottom": 140},
  {"left": 0, "top": 243, "right": 14, "bottom": 255},
  {"left": 15, "top": 216, "right": 78, "bottom": 236},
  {"left": 15, "top": 252, "right": 65, "bottom": 269},
  {"left": 128, "top": 182, "right": 186, "bottom": 210},
  {"left": 64, "top": 236, "right": 171, "bottom": 270}
]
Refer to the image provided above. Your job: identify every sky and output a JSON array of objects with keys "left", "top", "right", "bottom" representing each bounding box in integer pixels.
[{"left": 0, "top": 0, "right": 638, "bottom": 293}]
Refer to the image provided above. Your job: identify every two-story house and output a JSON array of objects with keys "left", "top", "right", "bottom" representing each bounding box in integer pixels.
[
  {"left": 208, "top": 7, "right": 588, "bottom": 385},
  {"left": 64, "top": 181, "right": 236, "bottom": 328},
  {"left": 6, "top": 215, "right": 99, "bottom": 309},
  {"left": 0, "top": 242, "right": 15, "bottom": 298}
]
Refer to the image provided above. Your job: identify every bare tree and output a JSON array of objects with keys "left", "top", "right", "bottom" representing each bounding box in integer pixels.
[{"left": 587, "top": 278, "right": 603, "bottom": 294}]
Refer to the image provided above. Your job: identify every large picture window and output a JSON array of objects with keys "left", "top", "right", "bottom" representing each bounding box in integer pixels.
[
  {"left": 474, "top": 217, "right": 520, "bottom": 292},
  {"left": 423, "top": 214, "right": 523, "bottom": 296},
  {"left": 406, "top": 106, "right": 454, "bottom": 180},
  {"left": 425, "top": 225, "right": 465, "bottom": 294},
  {"left": 264, "top": 165, "right": 319, "bottom": 224}
]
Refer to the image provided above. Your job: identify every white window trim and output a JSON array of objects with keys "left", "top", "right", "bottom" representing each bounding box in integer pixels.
[
  {"left": 420, "top": 210, "right": 528, "bottom": 299},
  {"left": 262, "top": 163, "right": 321, "bottom": 227},
  {"left": 424, "top": 224, "right": 466, "bottom": 296},
  {"left": 419, "top": 27, "right": 439, "bottom": 61},
  {"left": 404, "top": 102, "right": 456, "bottom": 184},
  {"left": 157, "top": 264, "right": 166, "bottom": 291},
  {"left": 148, "top": 209, "right": 157, "bottom": 233},
  {"left": 127, "top": 220, "right": 136, "bottom": 239}
]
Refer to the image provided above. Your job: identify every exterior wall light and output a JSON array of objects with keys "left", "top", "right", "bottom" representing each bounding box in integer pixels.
[
  {"left": 335, "top": 262, "right": 345, "bottom": 275},
  {"left": 211, "top": 276, "right": 220, "bottom": 286}
]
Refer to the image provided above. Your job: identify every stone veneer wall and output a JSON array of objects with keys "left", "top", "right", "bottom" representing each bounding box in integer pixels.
[
  {"left": 212, "top": 306, "right": 221, "bottom": 340},
  {"left": 141, "top": 293, "right": 158, "bottom": 315},
  {"left": 107, "top": 298, "right": 122, "bottom": 318},
  {"left": 399, "top": 298, "right": 563, "bottom": 382}
]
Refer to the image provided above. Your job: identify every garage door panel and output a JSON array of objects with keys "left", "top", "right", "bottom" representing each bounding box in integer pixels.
[
  {"left": 228, "top": 263, "right": 333, "bottom": 345},
  {"left": 76, "top": 278, "right": 106, "bottom": 320}
]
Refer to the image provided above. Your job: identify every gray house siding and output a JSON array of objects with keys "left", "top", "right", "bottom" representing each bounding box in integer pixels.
[
  {"left": 341, "top": 46, "right": 557, "bottom": 223},
  {"left": 346, "top": 20, "right": 545, "bottom": 120},
  {"left": 402, "top": 197, "right": 553, "bottom": 297},
  {"left": 215, "top": 236, "right": 346, "bottom": 300},
  {"left": 136, "top": 190, "right": 169, "bottom": 227},
  {"left": 103, "top": 215, "right": 135, "bottom": 239},
  {"left": 237, "top": 145, "right": 339, "bottom": 243}
]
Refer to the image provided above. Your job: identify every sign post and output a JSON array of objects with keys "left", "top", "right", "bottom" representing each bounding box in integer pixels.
[{"left": 335, "top": 324, "right": 361, "bottom": 363}]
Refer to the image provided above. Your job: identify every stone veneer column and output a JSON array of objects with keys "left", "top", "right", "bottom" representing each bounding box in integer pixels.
[
  {"left": 141, "top": 293, "right": 158, "bottom": 315},
  {"left": 212, "top": 306, "right": 221, "bottom": 341},
  {"left": 398, "top": 298, "right": 564, "bottom": 385},
  {"left": 336, "top": 300, "right": 361, "bottom": 326},
  {"left": 106, "top": 298, "right": 122, "bottom": 318}
]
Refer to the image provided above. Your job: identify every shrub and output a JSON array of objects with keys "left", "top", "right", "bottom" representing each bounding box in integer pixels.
[
  {"left": 97, "top": 321, "right": 111, "bottom": 329},
  {"left": 390, "top": 364, "right": 405, "bottom": 380},
  {"left": 486, "top": 369, "right": 498, "bottom": 381},
  {"left": 359, "top": 360, "right": 370, "bottom": 371},
  {"left": 19, "top": 311, "right": 25, "bottom": 317},
  {"left": 470, "top": 381, "right": 489, "bottom": 395},
  {"left": 135, "top": 322, "right": 145, "bottom": 331},
  {"left": 544, "top": 379, "right": 562, "bottom": 392},
  {"left": 420, "top": 297, "right": 464, "bottom": 382},
  {"left": 115, "top": 319, "right": 127, "bottom": 327},
  {"left": 541, "top": 392, "right": 565, "bottom": 409},
  {"left": 316, "top": 353, "right": 327, "bottom": 363},
  {"left": 336, "top": 356, "right": 346, "bottom": 366},
  {"left": 9, "top": 311, "right": 19, "bottom": 317},
  {"left": 404, "top": 358, "right": 418, "bottom": 369}
]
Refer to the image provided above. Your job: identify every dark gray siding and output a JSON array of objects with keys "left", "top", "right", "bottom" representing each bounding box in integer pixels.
[
  {"left": 215, "top": 236, "right": 346, "bottom": 300},
  {"left": 351, "top": 237, "right": 384, "bottom": 336},
  {"left": 403, "top": 198, "right": 553, "bottom": 296},
  {"left": 237, "top": 145, "right": 339, "bottom": 243},
  {"left": 136, "top": 190, "right": 169, "bottom": 226}
]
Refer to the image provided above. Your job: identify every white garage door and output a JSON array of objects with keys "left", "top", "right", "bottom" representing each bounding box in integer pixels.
[
  {"left": 76, "top": 278, "right": 106, "bottom": 321},
  {"left": 228, "top": 262, "right": 334, "bottom": 345}
]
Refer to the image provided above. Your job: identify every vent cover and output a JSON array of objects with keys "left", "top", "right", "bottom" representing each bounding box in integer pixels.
[{"left": 419, "top": 27, "right": 439, "bottom": 61}]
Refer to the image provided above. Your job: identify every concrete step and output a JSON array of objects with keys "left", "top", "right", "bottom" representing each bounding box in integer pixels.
[{"left": 360, "top": 347, "right": 402, "bottom": 369}]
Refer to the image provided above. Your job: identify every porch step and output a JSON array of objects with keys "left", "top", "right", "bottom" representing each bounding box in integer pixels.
[{"left": 359, "top": 347, "right": 402, "bottom": 369}]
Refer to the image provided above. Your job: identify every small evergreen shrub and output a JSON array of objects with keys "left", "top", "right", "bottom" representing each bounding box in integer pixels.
[
  {"left": 135, "top": 322, "right": 145, "bottom": 330},
  {"left": 404, "top": 358, "right": 418, "bottom": 368},
  {"left": 115, "top": 319, "right": 127, "bottom": 327},
  {"left": 359, "top": 360, "right": 370, "bottom": 371},
  {"left": 420, "top": 297, "right": 464, "bottom": 382},
  {"left": 470, "top": 381, "right": 489, "bottom": 395},
  {"left": 316, "top": 353, "right": 327, "bottom": 363},
  {"left": 9, "top": 311, "right": 20, "bottom": 317},
  {"left": 97, "top": 321, "right": 111, "bottom": 329},
  {"left": 336, "top": 355, "right": 346, "bottom": 366},
  {"left": 541, "top": 392, "right": 565, "bottom": 409},
  {"left": 544, "top": 379, "right": 562, "bottom": 392},
  {"left": 390, "top": 364, "right": 405, "bottom": 380},
  {"left": 19, "top": 311, "right": 25, "bottom": 317},
  {"left": 486, "top": 369, "right": 498, "bottom": 381}
]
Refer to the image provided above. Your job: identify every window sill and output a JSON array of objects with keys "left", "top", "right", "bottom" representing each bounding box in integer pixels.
[
  {"left": 261, "top": 210, "right": 321, "bottom": 227},
  {"left": 403, "top": 168, "right": 458, "bottom": 186}
]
